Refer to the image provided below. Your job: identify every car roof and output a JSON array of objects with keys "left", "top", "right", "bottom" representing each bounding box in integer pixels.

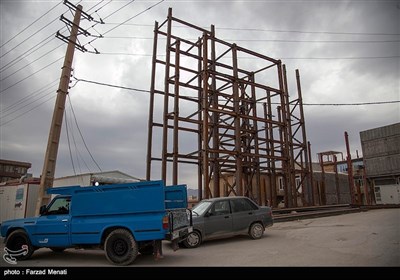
[{"left": 200, "top": 196, "right": 250, "bottom": 202}]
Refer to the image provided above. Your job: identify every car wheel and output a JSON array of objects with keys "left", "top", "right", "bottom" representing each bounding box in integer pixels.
[
  {"left": 105, "top": 228, "right": 138, "bottom": 265},
  {"left": 249, "top": 222, "right": 264, "bottom": 239},
  {"left": 5, "top": 229, "right": 35, "bottom": 261},
  {"left": 183, "top": 231, "right": 202, "bottom": 248}
]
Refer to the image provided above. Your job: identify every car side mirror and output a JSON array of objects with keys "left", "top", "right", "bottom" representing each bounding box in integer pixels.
[
  {"left": 205, "top": 211, "right": 213, "bottom": 217},
  {"left": 39, "top": 205, "right": 47, "bottom": 215}
]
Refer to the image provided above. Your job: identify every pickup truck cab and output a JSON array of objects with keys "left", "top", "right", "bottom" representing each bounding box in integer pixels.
[{"left": 1, "top": 180, "right": 192, "bottom": 265}]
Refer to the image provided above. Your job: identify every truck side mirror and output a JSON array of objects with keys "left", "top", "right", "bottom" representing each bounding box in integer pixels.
[{"left": 39, "top": 205, "right": 47, "bottom": 215}]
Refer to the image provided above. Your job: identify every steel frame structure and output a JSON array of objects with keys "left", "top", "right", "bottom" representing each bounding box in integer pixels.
[{"left": 146, "top": 8, "right": 312, "bottom": 207}]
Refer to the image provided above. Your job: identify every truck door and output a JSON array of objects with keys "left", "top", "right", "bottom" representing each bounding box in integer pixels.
[{"left": 33, "top": 196, "right": 71, "bottom": 247}]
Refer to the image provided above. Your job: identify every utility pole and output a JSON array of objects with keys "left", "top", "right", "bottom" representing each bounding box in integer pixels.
[{"left": 35, "top": 5, "right": 83, "bottom": 215}]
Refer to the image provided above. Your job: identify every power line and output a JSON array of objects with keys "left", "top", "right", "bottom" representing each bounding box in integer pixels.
[
  {"left": 102, "top": 0, "right": 135, "bottom": 21},
  {"left": 86, "top": 0, "right": 109, "bottom": 14},
  {"left": 1, "top": 79, "right": 58, "bottom": 115},
  {"left": 103, "top": 0, "right": 164, "bottom": 35},
  {"left": 84, "top": 0, "right": 165, "bottom": 48},
  {"left": 1, "top": 44, "right": 64, "bottom": 82},
  {"left": 1, "top": 87, "right": 55, "bottom": 119},
  {"left": 281, "top": 56, "right": 400, "bottom": 60},
  {"left": 67, "top": 94, "right": 102, "bottom": 172},
  {"left": 302, "top": 101, "right": 400, "bottom": 106},
  {"left": 73, "top": 76, "right": 150, "bottom": 93},
  {"left": 0, "top": 0, "right": 63, "bottom": 49},
  {"left": 104, "top": 22, "right": 400, "bottom": 36},
  {"left": 73, "top": 77, "right": 400, "bottom": 107},
  {"left": 0, "top": 56, "right": 64, "bottom": 95},
  {"left": 0, "top": 17, "right": 60, "bottom": 59},
  {"left": 96, "top": 52, "right": 400, "bottom": 60},
  {"left": 215, "top": 27, "right": 400, "bottom": 36},
  {"left": 84, "top": 0, "right": 133, "bottom": 40},
  {"left": 0, "top": 34, "right": 60, "bottom": 73},
  {"left": 0, "top": 94, "right": 56, "bottom": 127},
  {"left": 64, "top": 108, "right": 77, "bottom": 175},
  {"left": 103, "top": 36, "right": 400, "bottom": 43}
]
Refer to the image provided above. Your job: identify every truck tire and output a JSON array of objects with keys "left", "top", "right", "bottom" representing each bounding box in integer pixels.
[
  {"left": 5, "top": 229, "right": 35, "bottom": 261},
  {"left": 104, "top": 228, "right": 138, "bottom": 265},
  {"left": 182, "top": 231, "right": 202, "bottom": 248},
  {"left": 249, "top": 222, "right": 264, "bottom": 239}
]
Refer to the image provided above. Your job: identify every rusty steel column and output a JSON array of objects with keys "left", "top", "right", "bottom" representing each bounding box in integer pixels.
[
  {"left": 202, "top": 32, "right": 210, "bottom": 198},
  {"left": 295, "top": 69, "right": 312, "bottom": 205},
  {"left": 264, "top": 98, "right": 277, "bottom": 207},
  {"left": 197, "top": 37, "right": 203, "bottom": 201},
  {"left": 277, "top": 62, "right": 292, "bottom": 208},
  {"left": 282, "top": 65, "right": 297, "bottom": 207},
  {"left": 232, "top": 44, "right": 243, "bottom": 196},
  {"left": 277, "top": 105, "right": 291, "bottom": 207},
  {"left": 210, "top": 25, "right": 220, "bottom": 198},
  {"left": 307, "top": 141, "right": 315, "bottom": 205},
  {"left": 333, "top": 155, "right": 341, "bottom": 204},
  {"left": 161, "top": 8, "right": 173, "bottom": 182},
  {"left": 345, "top": 131, "right": 355, "bottom": 204},
  {"left": 146, "top": 21, "right": 159, "bottom": 181},
  {"left": 319, "top": 153, "right": 326, "bottom": 205},
  {"left": 250, "top": 74, "right": 261, "bottom": 205},
  {"left": 172, "top": 40, "right": 180, "bottom": 185}
]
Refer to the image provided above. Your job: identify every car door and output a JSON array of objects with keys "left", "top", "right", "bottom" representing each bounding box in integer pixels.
[
  {"left": 203, "top": 200, "right": 233, "bottom": 239},
  {"left": 33, "top": 196, "right": 71, "bottom": 247},
  {"left": 230, "top": 198, "right": 259, "bottom": 233}
]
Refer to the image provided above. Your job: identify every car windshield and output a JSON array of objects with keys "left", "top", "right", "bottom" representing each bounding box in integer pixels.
[{"left": 191, "top": 201, "right": 212, "bottom": 216}]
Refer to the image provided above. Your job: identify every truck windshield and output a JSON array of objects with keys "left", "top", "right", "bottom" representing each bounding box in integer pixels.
[{"left": 191, "top": 201, "right": 212, "bottom": 216}]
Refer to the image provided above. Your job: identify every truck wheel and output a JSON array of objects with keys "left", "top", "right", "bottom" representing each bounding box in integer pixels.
[
  {"left": 182, "top": 231, "right": 202, "bottom": 248},
  {"left": 105, "top": 229, "right": 138, "bottom": 265},
  {"left": 5, "top": 229, "right": 35, "bottom": 260},
  {"left": 249, "top": 222, "right": 264, "bottom": 239}
]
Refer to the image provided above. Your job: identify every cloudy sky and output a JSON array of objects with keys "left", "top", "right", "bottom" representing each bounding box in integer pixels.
[{"left": 1, "top": 0, "right": 399, "bottom": 188}]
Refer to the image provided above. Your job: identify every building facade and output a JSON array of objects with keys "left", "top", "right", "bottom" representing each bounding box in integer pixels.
[
  {"left": 0, "top": 159, "right": 32, "bottom": 183},
  {"left": 360, "top": 123, "right": 400, "bottom": 205}
]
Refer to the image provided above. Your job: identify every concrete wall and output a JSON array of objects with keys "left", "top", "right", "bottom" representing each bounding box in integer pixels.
[{"left": 313, "top": 172, "right": 351, "bottom": 205}]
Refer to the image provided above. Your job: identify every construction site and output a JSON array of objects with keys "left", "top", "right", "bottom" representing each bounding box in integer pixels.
[
  {"left": 145, "top": 8, "right": 312, "bottom": 209},
  {"left": 1, "top": 4, "right": 399, "bottom": 223},
  {"left": 1, "top": 2, "right": 399, "bottom": 271}
]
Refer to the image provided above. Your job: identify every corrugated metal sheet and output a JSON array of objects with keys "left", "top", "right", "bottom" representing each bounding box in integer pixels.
[
  {"left": 364, "top": 155, "right": 400, "bottom": 177},
  {"left": 360, "top": 123, "right": 400, "bottom": 177},
  {"left": 360, "top": 123, "right": 400, "bottom": 142}
]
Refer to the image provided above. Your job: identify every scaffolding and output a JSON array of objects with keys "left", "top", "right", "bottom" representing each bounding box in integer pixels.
[{"left": 146, "top": 8, "right": 312, "bottom": 207}]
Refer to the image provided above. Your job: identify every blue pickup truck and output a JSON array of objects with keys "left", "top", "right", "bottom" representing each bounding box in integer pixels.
[{"left": 1, "top": 180, "right": 192, "bottom": 265}]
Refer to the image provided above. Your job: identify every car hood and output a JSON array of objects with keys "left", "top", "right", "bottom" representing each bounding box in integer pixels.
[{"left": 190, "top": 214, "right": 205, "bottom": 226}]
